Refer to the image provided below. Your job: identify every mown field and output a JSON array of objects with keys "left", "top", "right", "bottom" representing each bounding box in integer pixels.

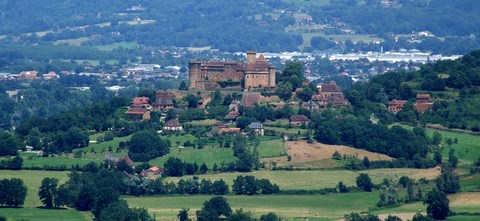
[
  {"left": 125, "top": 192, "right": 379, "bottom": 221},
  {"left": 166, "top": 167, "right": 440, "bottom": 190}
]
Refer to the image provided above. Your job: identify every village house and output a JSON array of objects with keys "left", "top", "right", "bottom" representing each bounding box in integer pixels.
[
  {"left": 131, "top": 96, "right": 151, "bottom": 109},
  {"left": 388, "top": 99, "right": 408, "bottom": 113},
  {"left": 18, "top": 71, "right": 38, "bottom": 80},
  {"left": 163, "top": 119, "right": 183, "bottom": 131},
  {"left": 224, "top": 111, "right": 240, "bottom": 122},
  {"left": 154, "top": 91, "right": 176, "bottom": 112},
  {"left": 218, "top": 127, "right": 241, "bottom": 134},
  {"left": 313, "top": 81, "right": 349, "bottom": 108},
  {"left": 290, "top": 115, "right": 310, "bottom": 126},
  {"left": 43, "top": 71, "right": 58, "bottom": 80},
  {"left": 140, "top": 166, "right": 163, "bottom": 180},
  {"left": 212, "top": 121, "right": 227, "bottom": 133},
  {"left": 247, "top": 122, "right": 264, "bottom": 136},
  {"left": 126, "top": 96, "right": 152, "bottom": 121},
  {"left": 414, "top": 94, "right": 434, "bottom": 113},
  {"left": 125, "top": 108, "right": 151, "bottom": 121},
  {"left": 301, "top": 100, "right": 321, "bottom": 111}
]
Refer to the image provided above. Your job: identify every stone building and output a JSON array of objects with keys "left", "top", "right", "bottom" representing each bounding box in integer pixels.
[{"left": 188, "top": 51, "right": 276, "bottom": 90}]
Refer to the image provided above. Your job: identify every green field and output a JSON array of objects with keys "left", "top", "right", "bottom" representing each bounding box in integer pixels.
[
  {"left": 400, "top": 124, "right": 480, "bottom": 163},
  {"left": 265, "top": 126, "right": 308, "bottom": 136},
  {"left": 0, "top": 170, "right": 90, "bottom": 221},
  {"left": 21, "top": 135, "right": 131, "bottom": 168},
  {"left": 149, "top": 146, "right": 235, "bottom": 168},
  {"left": 257, "top": 139, "right": 286, "bottom": 157},
  {"left": 125, "top": 192, "right": 379, "bottom": 221},
  {"left": 96, "top": 41, "right": 139, "bottom": 51},
  {"left": 54, "top": 37, "right": 90, "bottom": 46},
  {"left": 166, "top": 168, "right": 439, "bottom": 190}
]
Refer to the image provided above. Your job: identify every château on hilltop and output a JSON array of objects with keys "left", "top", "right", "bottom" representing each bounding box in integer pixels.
[{"left": 188, "top": 51, "right": 276, "bottom": 90}]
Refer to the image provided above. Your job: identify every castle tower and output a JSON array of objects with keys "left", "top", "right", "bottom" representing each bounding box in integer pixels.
[
  {"left": 246, "top": 50, "right": 256, "bottom": 64},
  {"left": 188, "top": 60, "right": 202, "bottom": 89},
  {"left": 268, "top": 65, "right": 276, "bottom": 87}
]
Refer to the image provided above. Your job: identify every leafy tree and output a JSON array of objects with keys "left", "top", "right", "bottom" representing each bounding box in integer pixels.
[
  {"left": 356, "top": 173, "right": 374, "bottom": 192},
  {"left": 332, "top": 151, "right": 342, "bottom": 160},
  {"left": 179, "top": 81, "right": 188, "bottom": 90},
  {"left": 436, "top": 165, "right": 460, "bottom": 194},
  {"left": 178, "top": 208, "right": 191, "bottom": 221},
  {"left": 431, "top": 131, "right": 442, "bottom": 146},
  {"left": 0, "top": 178, "right": 27, "bottom": 207},
  {"left": 199, "top": 162, "right": 208, "bottom": 174},
  {"left": 128, "top": 130, "right": 170, "bottom": 162},
  {"left": 424, "top": 188, "right": 450, "bottom": 220},
  {"left": 384, "top": 215, "right": 402, "bottom": 221},
  {"left": 411, "top": 213, "right": 434, "bottom": 221},
  {"left": 434, "top": 151, "right": 442, "bottom": 165},
  {"left": 276, "top": 82, "right": 293, "bottom": 101},
  {"left": 362, "top": 156, "right": 371, "bottom": 169},
  {"left": 196, "top": 196, "right": 232, "bottom": 221},
  {"left": 448, "top": 149, "right": 458, "bottom": 168},
  {"left": 296, "top": 87, "right": 314, "bottom": 102},
  {"left": 227, "top": 209, "right": 255, "bottom": 221},
  {"left": 38, "top": 177, "right": 59, "bottom": 208},
  {"left": 338, "top": 181, "right": 348, "bottom": 193},
  {"left": 377, "top": 186, "right": 399, "bottom": 207},
  {"left": 164, "top": 157, "right": 184, "bottom": 177},
  {"left": 8, "top": 156, "right": 23, "bottom": 170},
  {"left": 260, "top": 212, "right": 281, "bottom": 221},
  {"left": 344, "top": 212, "right": 381, "bottom": 221},
  {"left": 211, "top": 180, "right": 229, "bottom": 195},
  {"left": 0, "top": 131, "right": 20, "bottom": 156}
]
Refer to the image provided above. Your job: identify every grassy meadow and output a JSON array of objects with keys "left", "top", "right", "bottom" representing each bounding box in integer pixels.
[
  {"left": 21, "top": 135, "right": 131, "bottom": 168},
  {"left": 0, "top": 170, "right": 91, "bottom": 221},
  {"left": 125, "top": 192, "right": 379, "bottom": 221},
  {"left": 166, "top": 167, "right": 440, "bottom": 190},
  {"left": 400, "top": 124, "right": 480, "bottom": 164}
]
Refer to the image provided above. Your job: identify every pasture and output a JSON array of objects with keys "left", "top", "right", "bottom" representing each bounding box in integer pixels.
[
  {"left": 166, "top": 167, "right": 440, "bottom": 190},
  {"left": 125, "top": 192, "right": 379, "bottom": 221},
  {"left": 21, "top": 135, "right": 131, "bottom": 168},
  {"left": 400, "top": 124, "right": 480, "bottom": 163},
  {"left": 0, "top": 170, "right": 90, "bottom": 221}
]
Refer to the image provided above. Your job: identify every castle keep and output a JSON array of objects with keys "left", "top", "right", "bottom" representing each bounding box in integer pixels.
[{"left": 188, "top": 51, "right": 276, "bottom": 90}]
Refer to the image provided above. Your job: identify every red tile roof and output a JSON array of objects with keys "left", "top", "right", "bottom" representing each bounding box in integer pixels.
[
  {"left": 320, "top": 81, "right": 341, "bottom": 92},
  {"left": 126, "top": 108, "right": 148, "bottom": 115},
  {"left": 165, "top": 119, "right": 181, "bottom": 128},
  {"left": 132, "top": 97, "right": 150, "bottom": 105},
  {"left": 290, "top": 115, "right": 309, "bottom": 123},
  {"left": 389, "top": 99, "right": 408, "bottom": 106}
]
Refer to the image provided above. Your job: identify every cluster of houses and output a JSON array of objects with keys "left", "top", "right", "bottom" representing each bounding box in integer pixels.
[
  {"left": 0, "top": 71, "right": 67, "bottom": 81},
  {"left": 388, "top": 93, "right": 434, "bottom": 113}
]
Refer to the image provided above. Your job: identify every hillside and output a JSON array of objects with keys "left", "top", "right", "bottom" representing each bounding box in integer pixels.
[
  {"left": 346, "top": 49, "right": 480, "bottom": 131},
  {"left": 1, "top": 0, "right": 480, "bottom": 53}
]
